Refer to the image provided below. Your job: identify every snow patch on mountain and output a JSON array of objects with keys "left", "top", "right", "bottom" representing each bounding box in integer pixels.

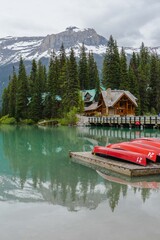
[
  {"left": 85, "top": 45, "right": 106, "bottom": 55},
  {"left": 4, "top": 39, "right": 42, "bottom": 51},
  {"left": 0, "top": 36, "right": 44, "bottom": 66},
  {"left": 26, "top": 50, "right": 51, "bottom": 61},
  {"left": 0, "top": 27, "right": 160, "bottom": 69},
  {"left": 64, "top": 43, "right": 106, "bottom": 56}
]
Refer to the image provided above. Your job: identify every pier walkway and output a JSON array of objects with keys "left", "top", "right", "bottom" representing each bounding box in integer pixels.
[
  {"left": 88, "top": 116, "right": 160, "bottom": 128},
  {"left": 70, "top": 151, "right": 160, "bottom": 177}
]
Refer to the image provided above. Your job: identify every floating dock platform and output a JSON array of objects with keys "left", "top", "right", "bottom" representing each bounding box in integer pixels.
[{"left": 69, "top": 151, "right": 160, "bottom": 177}]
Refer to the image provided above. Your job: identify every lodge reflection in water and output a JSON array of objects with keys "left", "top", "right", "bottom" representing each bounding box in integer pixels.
[
  {"left": 0, "top": 125, "right": 160, "bottom": 212},
  {"left": 77, "top": 126, "right": 160, "bottom": 145}
]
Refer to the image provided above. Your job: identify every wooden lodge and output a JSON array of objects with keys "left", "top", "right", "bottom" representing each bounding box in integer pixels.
[{"left": 84, "top": 88, "right": 137, "bottom": 116}]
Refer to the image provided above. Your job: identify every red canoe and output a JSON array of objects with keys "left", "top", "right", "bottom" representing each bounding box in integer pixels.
[
  {"left": 129, "top": 141, "right": 160, "bottom": 157},
  {"left": 131, "top": 139, "right": 160, "bottom": 148},
  {"left": 107, "top": 142, "right": 157, "bottom": 162},
  {"left": 134, "top": 137, "right": 160, "bottom": 142},
  {"left": 92, "top": 146, "right": 147, "bottom": 166}
]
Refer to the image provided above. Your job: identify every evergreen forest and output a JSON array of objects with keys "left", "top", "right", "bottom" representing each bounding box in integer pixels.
[{"left": 1, "top": 37, "right": 160, "bottom": 123}]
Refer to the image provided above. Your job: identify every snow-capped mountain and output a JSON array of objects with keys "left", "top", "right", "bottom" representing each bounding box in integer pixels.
[
  {"left": 1, "top": 26, "right": 160, "bottom": 68},
  {"left": 0, "top": 26, "right": 107, "bottom": 67},
  {"left": 0, "top": 36, "right": 43, "bottom": 66},
  {"left": 0, "top": 26, "right": 108, "bottom": 97},
  {"left": 0, "top": 26, "right": 160, "bottom": 98}
]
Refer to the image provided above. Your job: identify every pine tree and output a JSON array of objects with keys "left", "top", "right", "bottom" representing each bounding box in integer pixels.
[
  {"left": 88, "top": 51, "right": 100, "bottom": 90},
  {"left": 28, "top": 59, "right": 37, "bottom": 96},
  {"left": 138, "top": 43, "right": 150, "bottom": 115},
  {"left": 8, "top": 67, "right": 17, "bottom": 117},
  {"left": 43, "top": 65, "right": 47, "bottom": 93},
  {"left": 28, "top": 59, "right": 37, "bottom": 117},
  {"left": 157, "top": 60, "right": 160, "bottom": 113},
  {"left": 44, "top": 52, "right": 60, "bottom": 118},
  {"left": 102, "top": 35, "right": 120, "bottom": 89},
  {"left": 113, "top": 40, "right": 121, "bottom": 88},
  {"left": 68, "top": 48, "right": 79, "bottom": 108},
  {"left": 78, "top": 43, "right": 89, "bottom": 90},
  {"left": 128, "top": 63, "right": 141, "bottom": 115},
  {"left": 128, "top": 52, "right": 139, "bottom": 93},
  {"left": 60, "top": 60, "right": 69, "bottom": 115},
  {"left": 58, "top": 44, "right": 67, "bottom": 97},
  {"left": 62, "top": 48, "right": 79, "bottom": 112},
  {"left": 16, "top": 57, "right": 28, "bottom": 120},
  {"left": 59, "top": 43, "right": 66, "bottom": 69},
  {"left": 2, "top": 88, "right": 9, "bottom": 116},
  {"left": 29, "top": 60, "right": 43, "bottom": 121},
  {"left": 149, "top": 54, "right": 160, "bottom": 113},
  {"left": 37, "top": 60, "right": 46, "bottom": 93},
  {"left": 119, "top": 47, "right": 129, "bottom": 90}
]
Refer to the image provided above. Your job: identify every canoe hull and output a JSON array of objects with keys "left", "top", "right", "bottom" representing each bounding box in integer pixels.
[
  {"left": 107, "top": 142, "right": 157, "bottom": 162},
  {"left": 129, "top": 142, "right": 160, "bottom": 157},
  {"left": 92, "top": 146, "right": 147, "bottom": 166},
  {"left": 132, "top": 139, "right": 160, "bottom": 148}
]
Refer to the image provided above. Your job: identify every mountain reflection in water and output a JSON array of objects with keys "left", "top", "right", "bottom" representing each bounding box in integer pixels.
[{"left": 0, "top": 125, "right": 160, "bottom": 212}]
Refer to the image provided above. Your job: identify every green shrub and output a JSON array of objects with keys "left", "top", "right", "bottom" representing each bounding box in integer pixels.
[
  {"left": 60, "top": 107, "right": 78, "bottom": 126},
  {"left": 20, "top": 119, "right": 35, "bottom": 125},
  {"left": 59, "top": 118, "right": 68, "bottom": 126},
  {"left": 0, "top": 115, "right": 17, "bottom": 124}
]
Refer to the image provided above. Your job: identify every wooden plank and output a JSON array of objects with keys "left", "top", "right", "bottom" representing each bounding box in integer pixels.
[
  {"left": 38, "top": 120, "right": 58, "bottom": 126},
  {"left": 88, "top": 116, "right": 160, "bottom": 127},
  {"left": 69, "top": 151, "right": 160, "bottom": 177}
]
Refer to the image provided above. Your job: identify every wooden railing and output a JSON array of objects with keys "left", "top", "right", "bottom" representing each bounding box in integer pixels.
[{"left": 88, "top": 116, "right": 160, "bottom": 128}]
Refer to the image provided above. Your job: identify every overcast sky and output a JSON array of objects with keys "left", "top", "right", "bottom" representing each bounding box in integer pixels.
[{"left": 1, "top": 0, "right": 160, "bottom": 47}]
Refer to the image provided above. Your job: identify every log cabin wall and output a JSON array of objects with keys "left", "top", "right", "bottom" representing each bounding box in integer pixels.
[
  {"left": 102, "top": 100, "right": 108, "bottom": 115},
  {"left": 113, "top": 96, "right": 135, "bottom": 116}
]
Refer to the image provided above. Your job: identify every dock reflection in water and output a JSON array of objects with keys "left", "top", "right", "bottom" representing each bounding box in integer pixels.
[
  {"left": 1, "top": 126, "right": 160, "bottom": 240},
  {"left": 0, "top": 125, "right": 160, "bottom": 213},
  {"left": 77, "top": 126, "right": 160, "bottom": 146},
  {"left": 97, "top": 170, "right": 160, "bottom": 189}
]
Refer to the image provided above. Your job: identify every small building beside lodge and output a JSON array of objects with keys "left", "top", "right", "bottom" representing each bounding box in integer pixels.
[
  {"left": 84, "top": 88, "right": 138, "bottom": 116},
  {"left": 81, "top": 89, "right": 98, "bottom": 107}
]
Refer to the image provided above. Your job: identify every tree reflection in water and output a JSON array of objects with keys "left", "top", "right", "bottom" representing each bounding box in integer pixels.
[{"left": 0, "top": 125, "right": 160, "bottom": 211}]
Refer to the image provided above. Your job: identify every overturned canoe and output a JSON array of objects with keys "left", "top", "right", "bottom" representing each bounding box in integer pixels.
[
  {"left": 134, "top": 137, "right": 160, "bottom": 142},
  {"left": 131, "top": 139, "right": 160, "bottom": 148},
  {"left": 92, "top": 146, "right": 147, "bottom": 166},
  {"left": 107, "top": 142, "right": 157, "bottom": 162},
  {"left": 129, "top": 141, "right": 160, "bottom": 157}
]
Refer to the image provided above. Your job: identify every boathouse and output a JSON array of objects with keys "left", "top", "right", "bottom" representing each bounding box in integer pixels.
[{"left": 84, "top": 88, "right": 138, "bottom": 116}]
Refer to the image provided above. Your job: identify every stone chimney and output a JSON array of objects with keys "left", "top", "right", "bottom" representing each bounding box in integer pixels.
[{"left": 106, "top": 88, "right": 112, "bottom": 100}]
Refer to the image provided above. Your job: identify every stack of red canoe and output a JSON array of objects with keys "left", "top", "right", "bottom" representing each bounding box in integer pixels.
[{"left": 92, "top": 138, "right": 160, "bottom": 166}]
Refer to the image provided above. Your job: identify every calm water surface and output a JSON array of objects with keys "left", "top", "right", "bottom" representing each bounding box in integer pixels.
[{"left": 1, "top": 125, "right": 160, "bottom": 240}]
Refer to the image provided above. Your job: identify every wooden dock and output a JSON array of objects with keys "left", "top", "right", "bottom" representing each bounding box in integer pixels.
[
  {"left": 38, "top": 120, "right": 58, "bottom": 126},
  {"left": 69, "top": 151, "right": 160, "bottom": 177},
  {"left": 88, "top": 116, "right": 160, "bottom": 128}
]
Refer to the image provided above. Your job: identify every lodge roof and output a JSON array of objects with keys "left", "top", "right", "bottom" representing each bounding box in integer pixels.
[
  {"left": 84, "top": 102, "right": 98, "bottom": 111},
  {"left": 101, "top": 89, "right": 138, "bottom": 107},
  {"left": 81, "top": 89, "right": 96, "bottom": 102},
  {"left": 84, "top": 88, "right": 138, "bottom": 112}
]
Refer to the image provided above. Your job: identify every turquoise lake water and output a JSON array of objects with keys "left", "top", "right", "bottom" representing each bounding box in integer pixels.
[{"left": 0, "top": 125, "right": 160, "bottom": 240}]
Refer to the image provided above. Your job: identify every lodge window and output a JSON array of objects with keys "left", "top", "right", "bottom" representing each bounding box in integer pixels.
[{"left": 84, "top": 93, "right": 91, "bottom": 101}]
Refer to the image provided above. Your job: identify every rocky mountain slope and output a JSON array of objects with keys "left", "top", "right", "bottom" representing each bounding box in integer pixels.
[
  {"left": 0, "top": 26, "right": 160, "bottom": 98},
  {"left": 0, "top": 26, "right": 107, "bottom": 67},
  {"left": 0, "top": 27, "right": 108, "bottom": 97}
]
